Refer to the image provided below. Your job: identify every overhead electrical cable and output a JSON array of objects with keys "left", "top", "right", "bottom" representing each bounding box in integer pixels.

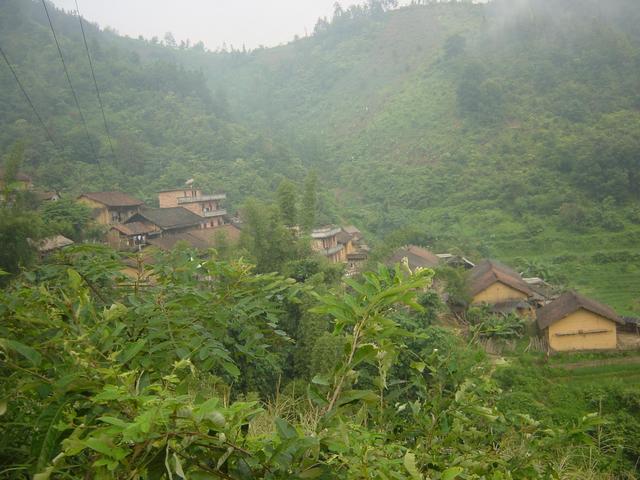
[
  {"left": 40, "top": 0, "right": 100, "bottom": 164},
  {"left": 74, "top": 0, "right": 116, "bottom": 159},
  {"left": 0, "top": 44, "right": 59, "bottom": 148}
]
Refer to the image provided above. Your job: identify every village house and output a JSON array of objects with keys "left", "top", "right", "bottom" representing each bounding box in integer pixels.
[
  {"left": 337, "top": 226, "right": 370, "bottom": 275},
  {"left": 536, "top": 291, "right": 624, "bottom": 352},
  {"left": 124, "top": 207, "right": 203, "bottom": 236},
  {"left": 158, "top": 186, "right": 227, "bottom": 228},
  {"left": 0, "top": 169, "right": 32, "bottom": 190},
  {"left": 107, "top": 222, "right": 157, "bottom": 251},
  {"left": 388, "top": 245, "right": 441, "bottom": 271},
  {"left": 467, "top": 260, "right": 535, "bottom": 316},
  {"left": 78, "top": 191, "right": 143, "bottom": 226},
  {"left": 342, "top": 225, "right": 363, "bottom": 243},
  {"left": 311, "top": 225, "right": 346, "bottom": 263}
]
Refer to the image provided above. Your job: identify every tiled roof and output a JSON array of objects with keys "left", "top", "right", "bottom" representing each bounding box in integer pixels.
[
  {"left": 37, "top": 235, "right": 74, "bottom": 253},
  {"left": 311, "top": 226, "right": 341, "bottom": 239},
  {"left": 468, "top": 260, "right": 533, "bottom": 298},
  {"left": 111, "top": 222, "right": 156, "bottom": 236},
  {"left": 130, "top": 207, "right": 201, "bottom": 230},
  {"left": 537, "top": 291, "right": 623, "bottom": 330},
  {"left": 388, "top": 245, "right": 440, "bottom": 269},
  {"left": 80, "top": 191, "right": 143, "bottom": 207}
]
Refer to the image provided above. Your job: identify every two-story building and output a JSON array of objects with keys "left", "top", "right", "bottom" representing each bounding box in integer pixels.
[
  {"left": 311, "top": 225, "right": 346, "bottom": 263},
  {"left": 158, "top": 187, "right": 227, "bottom": 228},
  {"left": 78, "top": 192, "right": 143, "bottom": 226}
]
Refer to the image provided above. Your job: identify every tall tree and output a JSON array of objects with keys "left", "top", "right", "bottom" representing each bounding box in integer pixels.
[
  {"left": 301, "top": 172, "right": 318, "bottom": 232},
  {"left": 1, "top": 141, "right": 24, "bottom": 201},
  {"left": 277, "top": 179, "right": 297, "bottom": 227}
]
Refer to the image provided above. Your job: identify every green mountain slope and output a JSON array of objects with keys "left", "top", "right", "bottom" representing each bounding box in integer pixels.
[
  {"left": 176, "top": 0, "right": 640, "bottom": 313},
  {"left": 1, "top": 0, "right": 639, "bottom": 312},
  {"left": 0, "top": 0, "right": 303, "bottom": 206}
]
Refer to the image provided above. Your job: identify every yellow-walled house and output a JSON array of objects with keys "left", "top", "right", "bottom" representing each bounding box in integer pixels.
[
  {"left": 467, "top": 260, "right": 535, "bottom": 316},
  {"left": 536, "top": 291, "right": 623, "bottom": 352},
  {"left": 468, "top": 260, "right": 533, "bottom": 304},
  {"left": 78, "top": 192, "right": 143, "bottom": 226}
]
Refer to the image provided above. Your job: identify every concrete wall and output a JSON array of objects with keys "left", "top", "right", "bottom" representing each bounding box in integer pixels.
[
  {"left": 547, "top": 308, "right": 617, "bottom": 352},
  {"left": 472, "top": 281, "right": 528, "bottom": 305},
  {"left": 158, "top": 189, "right": 201, "bottom": 208}
]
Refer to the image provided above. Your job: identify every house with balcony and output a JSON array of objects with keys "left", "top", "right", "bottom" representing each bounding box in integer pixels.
[
  {"left": 311, "top": 225, "right": 346, "bottom": 263},
  {"left": 158, "top": 186, "right": 227, "bottom": 228}
]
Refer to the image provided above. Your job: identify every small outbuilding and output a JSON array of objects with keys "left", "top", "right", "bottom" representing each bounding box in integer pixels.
[
  {"left": 36, "top": 235, "right": 74, "bottom": 256},
  {"left": 536, "top": 291, "right": 623, "bottom": 352}
]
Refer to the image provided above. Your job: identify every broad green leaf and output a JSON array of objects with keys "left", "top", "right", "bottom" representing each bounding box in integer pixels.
[
  {"left": 275, "top": 417, "right": 297, "bottom": 440},
  {"left": 410, "top": 361, "right": 426, "bottom": 373},
  {"left": 404, "top": 451, "right": 421, "bottom": 480},
  {"left": 32, "top": 400, "right": 70, "bottom": 472},
  {"left": 67, "top": 268, "right": 82, "bottom": 290},
  {"left": 84, "top": 437, "right": 128, "bottom": 460},
  {"left": 351, "top": 344, "right": 377, "bottom": 368},
  {"left": 222, "top": 361, "right": 240, "bottom": 377},
  {"left": 98, "top": 416, "right": 129, "bottom": 428},
  {"left": 307, "top": 384, "right": 329, "bottom": 407},
  {"left": 299, "top": 467, "right": 324, "bottom": 478},
  {"left": 311, "top": 374, "right": 330, "bottom": 386},
  {"left": 336, "top": 390, "right": 378, "bottom": 407},
  {"left": 0, "top": 338, "right": 42, "bottom": 366},
  {"left": 442, "top": 467, "right": 464, "bottom": 480},
  {"left": 173, "top": 452, "right": 186, "bottom": 478},
  {"left": 117, "top": 339, "right": 147, "bottom": 365}
]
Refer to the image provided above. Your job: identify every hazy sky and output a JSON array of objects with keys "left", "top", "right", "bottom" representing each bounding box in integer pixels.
[{"left": 49, "top": 0, "right": 372, "bottom": 50}]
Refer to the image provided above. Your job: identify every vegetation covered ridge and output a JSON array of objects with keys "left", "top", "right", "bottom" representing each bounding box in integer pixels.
[{"left": 2, "top": 245, "right": 640, "bottom": 478}]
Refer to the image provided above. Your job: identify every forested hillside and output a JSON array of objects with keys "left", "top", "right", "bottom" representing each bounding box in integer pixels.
[
  {"left": 0, "top": 0, "right": 303, "bottom": 207},
  {"left": 172, "top": 0, "right": 640, "bottom": 313},
  {"left": 2, "top": 0, "right": 640, "bottom": 311}
]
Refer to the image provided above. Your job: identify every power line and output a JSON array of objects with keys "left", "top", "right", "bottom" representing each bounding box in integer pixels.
[
  {"left": 0, "top": 44, "right": 58, "bottom": 148},
  {"left": 40, "top": 0, "right": 100, "bottom": 164},
  {"left": 74, "top": 0, "right": 116, "bottom": 159}
]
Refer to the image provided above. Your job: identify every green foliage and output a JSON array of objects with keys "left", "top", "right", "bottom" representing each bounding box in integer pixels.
[
  {"left": 1, "top": 251, "right": 637, "bottom": 478},
  {"left": 300, "top": 172, "right": 317, "bottom": 232},
  {"left": 0, "top": 208, "right": 43, "bottom": 277},
  {"left": 276, "top": 179, "right": 297, "bottom": 227},
  {"left": 40, "top": 198, "right": 93, "bottom": 241},
  {"left": 467, "top": 308, "right": 526, "bottom": 342}
]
